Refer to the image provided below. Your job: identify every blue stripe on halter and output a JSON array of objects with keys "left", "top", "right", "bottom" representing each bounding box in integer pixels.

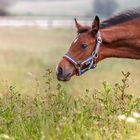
[
  {"left": 80, "top": 56, "right": 93, "bottom": 65},
  {"left": 64, "top": 54, "right": 77, "bottom": 65}
]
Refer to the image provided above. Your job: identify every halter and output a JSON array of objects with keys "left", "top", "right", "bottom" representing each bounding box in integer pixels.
[{"left": 63, "top": 31, "right": 102, "bottom": 76}]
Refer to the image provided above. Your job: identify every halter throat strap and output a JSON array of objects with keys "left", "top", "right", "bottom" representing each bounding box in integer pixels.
[{"left": 63, "top": 31, "right": 102, "bottom": 76}]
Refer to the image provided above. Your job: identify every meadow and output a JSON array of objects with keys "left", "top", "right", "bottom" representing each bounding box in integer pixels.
[{"left": 0, "top": 27, "right": 140, "bottom": 139}]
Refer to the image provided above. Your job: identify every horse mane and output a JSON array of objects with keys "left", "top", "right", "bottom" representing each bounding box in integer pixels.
[{"left": 100, "top": 7, "right": 140, "bottom": 29}]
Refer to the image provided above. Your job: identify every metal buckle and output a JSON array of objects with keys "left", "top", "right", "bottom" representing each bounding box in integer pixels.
[
  {"left": 97, "top": 37, "right": 102, "bottom": 44},
  {"left": 94, "top": 53, "right": 98, "bottom": 59}
]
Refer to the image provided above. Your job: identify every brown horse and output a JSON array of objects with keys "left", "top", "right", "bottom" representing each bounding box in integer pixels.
[{"left": 56, "top": 8, "right": 140, "bottom": 81}]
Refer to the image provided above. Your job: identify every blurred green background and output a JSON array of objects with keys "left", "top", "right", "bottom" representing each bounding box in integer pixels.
[{"left": 0, "top": 0, "right": 139, "bottom": 96}]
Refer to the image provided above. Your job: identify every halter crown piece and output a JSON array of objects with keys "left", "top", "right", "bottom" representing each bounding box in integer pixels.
[{"left": 63, "top": 31, "right": 102, "bottom": 76}]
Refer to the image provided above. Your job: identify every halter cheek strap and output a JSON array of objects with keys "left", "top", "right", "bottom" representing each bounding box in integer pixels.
[{"left": 63, "top": 31, "right": 102, "bottom": 76}]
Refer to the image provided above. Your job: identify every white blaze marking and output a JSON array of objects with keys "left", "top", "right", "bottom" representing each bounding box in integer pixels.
[{"left": 73, "top": 38, "right": 78, "bottom": 44}]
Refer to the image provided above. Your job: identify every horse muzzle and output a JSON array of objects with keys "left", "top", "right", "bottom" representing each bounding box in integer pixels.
[
  {"left": 56, "top": 66, "right": 72, "bottom": 81},
  {"left": 56, "top": 60, "right": 76, "bottom": 81}
]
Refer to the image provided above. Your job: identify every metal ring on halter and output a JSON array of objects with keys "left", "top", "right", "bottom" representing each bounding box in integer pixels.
[{"left": 97, "top": 36, "right": 102, "bottom": 44}]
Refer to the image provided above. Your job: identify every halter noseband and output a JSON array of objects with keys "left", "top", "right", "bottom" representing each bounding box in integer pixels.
[{"left": 63, "top": 31, "right": 102, "bottom": 76}]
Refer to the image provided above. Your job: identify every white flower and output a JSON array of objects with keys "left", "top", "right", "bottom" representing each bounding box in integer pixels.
[
  {"left": 118, "top": 115, "right": 126, "bottom": 121},
  {"left": 126, "top": 117, "right": 136, "bottom": 123},
  {"left": 0, "top": 134, "right": 10, "bottom": 139},
  {"left": 132, "top": 112, "right": 140, "bottom": 118}
]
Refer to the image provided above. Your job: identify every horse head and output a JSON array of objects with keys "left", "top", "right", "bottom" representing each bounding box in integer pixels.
[{"left": 56, "top": 16, "right": 102, "bottom": 81}]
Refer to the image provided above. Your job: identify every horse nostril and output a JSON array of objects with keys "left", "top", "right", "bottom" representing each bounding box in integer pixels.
[
  {"left": 58, "top": 66, "right": 63, "bottom": 75},
  {"left": 56, "top": 66, "right": 72, "bottom": 81}
]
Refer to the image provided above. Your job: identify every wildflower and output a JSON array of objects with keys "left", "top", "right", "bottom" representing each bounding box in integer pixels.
[
  {"left": 132, "top": 112, "right": 140, "bottom": 118},
  {"left": 126, "top": 117, "right": 136, "bottom": 123},
  {"left": 118, "top": 115, "right": 126, "bottom": 121},
  {"left": 0, "top": 134, "right": 10, "bottom": 139}
]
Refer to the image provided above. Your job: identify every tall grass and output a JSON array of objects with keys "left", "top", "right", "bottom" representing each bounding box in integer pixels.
[
  {"left": 0, "top": 70, "right": 140, "bottom": 140},
  {"left": 0, "top": 28, "right": 139, "bottom": 139}
]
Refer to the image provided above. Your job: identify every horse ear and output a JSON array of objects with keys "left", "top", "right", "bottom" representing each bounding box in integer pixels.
[
  {"left": 92, "top": 16, "right": 100, "bottom": 34},
  {"left": 74, "top": 18, "right": 82, "bottom": 33}
]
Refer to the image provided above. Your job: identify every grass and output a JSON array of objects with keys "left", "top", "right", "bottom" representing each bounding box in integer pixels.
[
  {"left": 0, "top": 28, "right": 139, "bottom": 95},
  {"left": 0, "top": 27, "right": 139, "bottom": 139},
  {"left": 0, "top": 70, "right": 140, "bottom": 139}
]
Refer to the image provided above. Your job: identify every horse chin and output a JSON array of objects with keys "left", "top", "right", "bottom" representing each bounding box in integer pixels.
[
  {"left": 57, "top": 74, "right": 72, "bottom": 81},
  {"left": 58, "top": 77, "right": 71, "bottom": 81},
  {"left": 57, "top": 70, "right": 76, "bottom": 82}
]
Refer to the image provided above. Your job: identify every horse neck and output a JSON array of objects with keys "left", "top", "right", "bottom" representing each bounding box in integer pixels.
[{"left": 100, "top": 18, "right": 140, "bottom": 60}]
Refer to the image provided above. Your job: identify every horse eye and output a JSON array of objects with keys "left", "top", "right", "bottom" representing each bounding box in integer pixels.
[{"left": 81, "top": 43, "right": 88, "bottom": 49}]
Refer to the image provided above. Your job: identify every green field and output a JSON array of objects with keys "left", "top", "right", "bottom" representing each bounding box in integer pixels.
[
  {"left": 0, "top": 28, "right": 139, "bottom": 95},
  {"left": 0, "top": 28, "right": 140, "bottom": 139}
]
